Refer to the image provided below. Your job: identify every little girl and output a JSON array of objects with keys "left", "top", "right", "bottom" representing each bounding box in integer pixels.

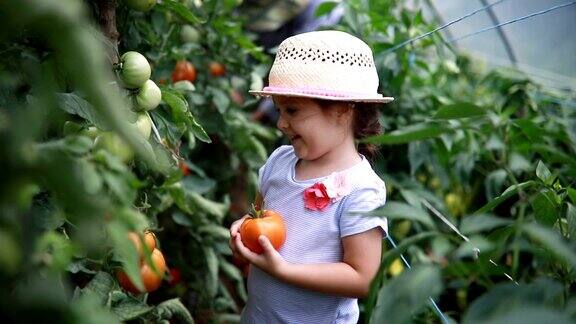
[{"left": 229, "top": 30, "right": 394, "bottom": 323}]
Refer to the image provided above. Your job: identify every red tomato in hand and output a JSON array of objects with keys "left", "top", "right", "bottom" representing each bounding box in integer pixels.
[
  {"left": 240, "top": 209, "right": 286, "bottom": 254},
  {"left": 172, "top": 60, "right": 197, "bottom": 83}
]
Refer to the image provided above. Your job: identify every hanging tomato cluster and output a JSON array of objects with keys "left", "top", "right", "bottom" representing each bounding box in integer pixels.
[
  {"left": 117, "top": 231, "right": 167, "bottom": 294},
  {"left": 63, "top": 51, "right": 161, "bottom": 163}
]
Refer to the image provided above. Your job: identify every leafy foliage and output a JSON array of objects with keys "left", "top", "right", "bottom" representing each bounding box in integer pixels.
[
  {"left": 1, "top": 0, "right": 575, "bottom": 323},
  {"left": 0, "top": 0, "right": 270, "bottom": 322}
]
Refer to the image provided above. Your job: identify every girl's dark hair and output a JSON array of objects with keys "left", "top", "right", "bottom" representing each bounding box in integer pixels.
[
  {"left": 352, "top": 103, "right": 381, "bottom": 160},
  {"left": 315, "top": 100, "right": 382, "bottom": 160}
]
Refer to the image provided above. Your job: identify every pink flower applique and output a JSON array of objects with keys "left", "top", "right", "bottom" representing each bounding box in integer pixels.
[
  {"left": 304, "top": 172, "right": 352, "bottom": 211},
  {"left": 304, "top": 182, "right": 331, "bottom": 211}
]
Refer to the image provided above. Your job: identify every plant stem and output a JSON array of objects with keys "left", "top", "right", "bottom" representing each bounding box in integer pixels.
[{"left": 96, "top": 0, "right": 120, "bottom": 64}]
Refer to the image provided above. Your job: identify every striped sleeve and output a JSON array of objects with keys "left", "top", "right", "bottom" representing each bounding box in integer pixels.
[{"left": 339, "top": 178, "right": 388, "bottom": 238}]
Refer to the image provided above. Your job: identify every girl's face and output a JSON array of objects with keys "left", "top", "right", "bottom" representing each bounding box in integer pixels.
[{"left": 274, "top": 97, "right": 354, "bottom": 161}]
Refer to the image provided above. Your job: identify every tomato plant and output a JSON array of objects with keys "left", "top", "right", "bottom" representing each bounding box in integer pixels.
[
  {"left": 0, "top": 0, "right": 271, "bottom": 322},
  {"left": 240, "top": 208, "right": 286, "bottom": 254}
]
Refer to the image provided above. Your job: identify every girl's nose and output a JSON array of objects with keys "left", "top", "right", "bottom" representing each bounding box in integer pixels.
[{"left": 276, "top": 114, "right": 289, "bottom": 131}]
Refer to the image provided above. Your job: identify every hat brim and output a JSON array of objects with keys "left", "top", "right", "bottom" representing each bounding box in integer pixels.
[{"left": 249, "top": 89, "right": 394, "bottom": 103}]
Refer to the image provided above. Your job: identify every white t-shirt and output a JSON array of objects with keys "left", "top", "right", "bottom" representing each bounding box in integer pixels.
[{"left": 241, "top": 145, "right": 387, "bottom": 324}]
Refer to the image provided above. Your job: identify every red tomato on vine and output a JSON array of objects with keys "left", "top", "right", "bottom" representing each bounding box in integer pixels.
[
  {"left": 208, "top": 61, "right": 226, "bottom": 77},
  {"left": 171, "top": 60, "right": 197, "bottom": 83}
]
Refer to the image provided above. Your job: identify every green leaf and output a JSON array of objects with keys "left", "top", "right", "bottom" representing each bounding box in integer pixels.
[
  {"left": 188, "top": 114, "right": 211, "bottom": 143},
  {"left": 77, "top": 158, "right": 102, "bottom": 194},
  {"left": 219, "top": 257, "right": 243, "bottom": 282},
  {"left": 463, "top": 279, "right": 566, "bottom": 323},
  {"left": 474, "top": 181, "right": 537, "bottom": 214},
  {"left": 433, "top": 102, "right": 485, "bottom": 119},
  {"left": 210, "top": 87, "right": 230, "bottom": 113},
  {"left": 370, "top": 266, "right": 443, "bottom": 324},
  {"left": 315, "top": 1, "right": 339, "bottom": 17},
  {"left": 364, "top": 123, "right": 447, "bottom": 145},
  {"left": 484, "top": 169, "right": 507, "bottom": 199},
  {"left": 188, "top": 192, "right": 229, "bottom": 222},
  {"left": 481, "top": 308, "right": 573, "bottom": 324},
  {"left": 371, "top": 201, "right": 436, "bottom": 229},
  {"left": 182, "top": 175, "right": 216, "bottom": 194},
  {"left": 204, "top": 246, "right": 219, "bottom": 298},
  {"left": 460, "top": 214, "right": 512, "bottom": 235},
  {"left": 171, "top": 211, "right": 194, "bottom": 227},
  {"left": 81, "top": 272, "right": 115, "bottom": 305},
  {"left": 509, "top": 153, "right": 531, "bottom": 172},
  {"left": 156, "top": 298, "right": 195, "bottom": 324},
  {"left": 567, "top": 203, "right": 576, "bottom": 239},
  {"left": 219, "top": 258, "right": 247, "bottom": 302},
  {"left": 56, "top": 93, "right": 106, "bottom": 128},
  {"left": 71, "top": 293, "right": 121, "bottom": 324},
  {"left": 531, "top": 189, "right": 559, "bottom": 226},
  {"left": 536, "top": 160, "right": 554, "bottom": 185},
  {"left": 67, "top": 259, "right": 97, "bottom": 275},
  {"left": 102, "top": 171, "right": 136, "bottom": 205},
  {"left": 64, "top": 136, "right": 94, "bottom": 155},
  {"left": 167, "top": 183, "right": 193, "bottom": 214},
  {"left": 522, "top": 223, "right": 576, "bottom": 269},
  {"left": 110, "top": 296, "right": 153, "bottom": 321},
  {"left": 115, "top": 208, "right": 149, "bottom": 233},
  {"left": 198, "top": 225, "right": 230, "bottom": 240},
  {"left": 567, "top": 188, "right": 576, "bottom": 204},
  {"left": 158, "top": 0, "right": 205, "bottom": 24},
  {"left": 162, "top": 89, "right": 188, "bottom": 119}
]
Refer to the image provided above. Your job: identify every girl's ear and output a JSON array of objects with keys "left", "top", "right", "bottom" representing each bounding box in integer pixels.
[{"left": 334, "top": 103, "right": 354, "bottom": 124}]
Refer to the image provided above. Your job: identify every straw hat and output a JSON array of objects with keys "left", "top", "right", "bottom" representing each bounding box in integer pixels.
[{"left": 250, "top": 30, "right": 394, "bottom": 103}]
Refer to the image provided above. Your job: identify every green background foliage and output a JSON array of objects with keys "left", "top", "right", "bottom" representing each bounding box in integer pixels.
[{"left": 0, "top": 0, "right": 575, "bottom": 323}]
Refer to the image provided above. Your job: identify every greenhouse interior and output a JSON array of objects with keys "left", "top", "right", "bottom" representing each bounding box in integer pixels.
[{"left": 0, "top": 0, "right": 575, "bottom": 323}]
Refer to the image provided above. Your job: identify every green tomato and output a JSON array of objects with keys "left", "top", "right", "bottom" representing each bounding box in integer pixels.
[
  {"left": 180, "top": 25, "right": 201, "bottom": 43},
  {"left": 124, "top": 0, "right": 156, "bottom": 12},
  {"left": 120, "top": 52, "right": 151, "bottom": 89},
  {"left": 94, "top": 133, "right": 134, "bottom": 163},
  {"left": 135, "top": 79, "right": 161, "bottom": 111},
  {"left": 134, "top": 113, "right": 152, "bottom": 140}
]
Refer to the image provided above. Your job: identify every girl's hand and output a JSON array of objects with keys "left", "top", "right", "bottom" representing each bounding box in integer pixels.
[
  {"left": 229, "top": 214, "right": 250, "bottom": 263},
  {"left": 234, "top": 233, "right": 286, "bottom": 277}
]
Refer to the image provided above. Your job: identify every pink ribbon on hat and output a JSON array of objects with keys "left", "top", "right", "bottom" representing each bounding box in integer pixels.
[{"left": 262, "top": 86, "right": 381, "bottom": 99}]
